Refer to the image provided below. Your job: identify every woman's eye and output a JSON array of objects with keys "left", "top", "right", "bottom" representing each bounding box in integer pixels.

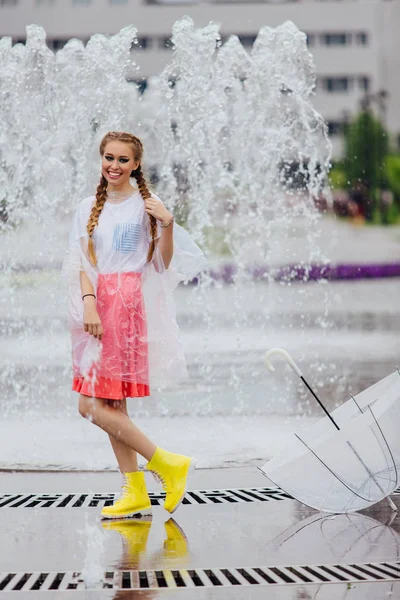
[{"left": 104, "top": 156, "right": 129, "bottom": 163}]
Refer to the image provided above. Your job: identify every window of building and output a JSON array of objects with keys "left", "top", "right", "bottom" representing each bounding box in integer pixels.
[
  {"left": 320, "top": 33, "right": 351, "bottom": 46},
  {"left": 355, "top": 31, "right": 368, "bottom": 46},
  {"left": 358, "top": 76, "right": 370, "bottom": 91},
  {"left": 320, "top": 77, "right": 352, "bottom": 92},
  {"left": 0, "top": 0, "right": 19, "bottom": 5},
  {"left": 72, "top": 0, "right": 92, "bottom": 4},
  {"left": 238, "top": 34, "right": 257, "bottom": 47},
  {"left": 48, "top": 39, "right": 68, "bottom": 50},
  {"left": 36, "top": 0, "right": 56, "bottom": 5},
  {"left": 305, "top": 33, "right": 315, "bottom": 47},
  {"left": 131, "top": 36, "right": 152, "bottom": 50},
  {"left": 158, "top": 36, "right": 173, "bottom": 49},
  {"left": 109, "top": 0, "right": 128, "bottom": 4},
  {"left": 327, "top": 121, "right": 346, "bottom": 136}
]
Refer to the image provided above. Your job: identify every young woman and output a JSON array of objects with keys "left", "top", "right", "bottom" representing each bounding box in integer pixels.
[{"left": 62, "top": 131, "right": 207, "bottom": 520}]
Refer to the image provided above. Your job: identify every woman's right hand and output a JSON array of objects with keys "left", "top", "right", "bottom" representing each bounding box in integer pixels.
[{"left": 83, "top": 298, "right": 103, "bottom": 340}]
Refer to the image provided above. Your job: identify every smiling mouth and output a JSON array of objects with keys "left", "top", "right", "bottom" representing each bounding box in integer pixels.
[{"left": 108, "top": 171, "right": 121, "bottom": 179}]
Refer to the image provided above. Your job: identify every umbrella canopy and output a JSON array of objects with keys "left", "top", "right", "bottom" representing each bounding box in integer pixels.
[
  {"left": 269, "top": 512, "right": 400, "bottom": 564},
  {"left": 260, "top": 350, "right": 400, "bottom": 513}
]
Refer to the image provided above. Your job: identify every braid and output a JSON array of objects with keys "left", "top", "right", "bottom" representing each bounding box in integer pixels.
[
  {"left": 133, "top": 164, "right": 157, "bottom": 262},
  {"left": 87, "top": 174, "right": 108, "bottom": 266}
]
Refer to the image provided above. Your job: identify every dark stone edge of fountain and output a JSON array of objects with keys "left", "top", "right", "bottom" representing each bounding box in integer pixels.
[{"left": 2, "top": 262, "right": 400, "bottom": 284}]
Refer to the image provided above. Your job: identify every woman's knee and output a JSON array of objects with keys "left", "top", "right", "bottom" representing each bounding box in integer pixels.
[{"left": 78, "top": 394, "right": 98, "bottom": 420}]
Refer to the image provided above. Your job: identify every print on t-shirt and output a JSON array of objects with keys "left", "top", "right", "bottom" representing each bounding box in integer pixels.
[{"left": 113, "top": 222, "right": 141, "bottom": 253}]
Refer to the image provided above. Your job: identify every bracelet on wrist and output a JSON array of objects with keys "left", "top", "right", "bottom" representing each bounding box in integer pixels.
[
  {"left": 160, "top": 216, "right": 174, "bottom": 228},
  {"left": 82, "top": 293, "right": 96, "bottom": 301}
]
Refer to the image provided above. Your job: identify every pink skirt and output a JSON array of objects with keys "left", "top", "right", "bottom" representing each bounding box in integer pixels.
[{"left": 72, "top": 272, "right": 150, "bottom": 400}]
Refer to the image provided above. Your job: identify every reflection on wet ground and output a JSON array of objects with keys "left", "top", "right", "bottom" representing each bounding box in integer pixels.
[{"left": 2, "top": 470, "right": 400, "bottom": 598}]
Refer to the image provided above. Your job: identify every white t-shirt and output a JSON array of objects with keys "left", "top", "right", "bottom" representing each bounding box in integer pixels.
[{"left": 73, "top": 190, "right": 161, "bottom": 274}]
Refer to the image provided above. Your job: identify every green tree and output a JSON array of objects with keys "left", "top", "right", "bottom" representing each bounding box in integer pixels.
[
  {"left": 344, "top": 110, "right": 389, "bottom": 221},
  {"left": 386, "top": 155, "right": 400, "bottom": 198}
]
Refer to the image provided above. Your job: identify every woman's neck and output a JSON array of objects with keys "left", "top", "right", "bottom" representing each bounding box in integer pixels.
[{"left": 107, "top": 183, "right": 135, "bottom": 195}]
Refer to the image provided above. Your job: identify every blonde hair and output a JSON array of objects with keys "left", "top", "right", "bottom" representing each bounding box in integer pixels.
[{"left": 87, "top": 131, "right": 157, "bottom": 266}]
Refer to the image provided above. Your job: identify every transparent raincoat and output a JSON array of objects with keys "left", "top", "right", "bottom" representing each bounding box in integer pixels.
[{"left": 61, "top": 191, "right": 207, "bottom": 395}]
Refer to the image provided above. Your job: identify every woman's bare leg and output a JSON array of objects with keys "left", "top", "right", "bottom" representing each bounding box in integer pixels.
[
  {"left": 79, "top": 394, "right": 157, "bottom": 461},
  {"left": 107, "top": 399, "right": 139, "bottom": 473}
]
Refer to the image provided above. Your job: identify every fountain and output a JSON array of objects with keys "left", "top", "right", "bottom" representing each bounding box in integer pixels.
[{"left": 0, "top": 17, "right": 343, "bottom": 470}]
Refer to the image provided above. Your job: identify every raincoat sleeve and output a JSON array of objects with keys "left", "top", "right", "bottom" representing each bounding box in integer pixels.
[
  {"left": 142, "top": 193, "right": 208, "bottom": 389},
  {"left": 61, "top": 198, "right": 100, "bottom": 378}
]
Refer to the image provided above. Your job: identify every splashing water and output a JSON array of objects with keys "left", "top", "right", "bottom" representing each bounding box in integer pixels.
[
  {"left": 0, "top": 17, "right": 337, "bottom": 455},
  {"left": 79, "top": 516, "right": 105, "bottom": 589}
]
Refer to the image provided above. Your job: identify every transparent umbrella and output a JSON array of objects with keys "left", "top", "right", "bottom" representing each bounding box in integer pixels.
[
  {"left": 259, "top": 348, "right": 400, "bottom": 513},
  {"left": 269, "top": 512, "right": 400, "bottom": 564}
]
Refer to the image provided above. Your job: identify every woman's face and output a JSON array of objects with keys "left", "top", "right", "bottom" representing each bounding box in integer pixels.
[{"left": 101, "top": 140, "right": 139, "bottom": 188}]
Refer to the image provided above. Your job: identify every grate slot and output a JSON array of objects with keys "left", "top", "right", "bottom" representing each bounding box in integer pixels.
[
  {"left": 252, "top": 568, "right": 278, "bottom": 584},
  {"left": 171, "top": 570, "right": 186, "bottom": 587},
  {"left": 202, "top": 493, "right": 226, "bottom": 504},
  {"left": 220, "top": 569, "right": 241, "bottom": 585},
  {"left": 0, "top": 573, "right": 15, "bottom": 590},
  {"left": 269, "top": 567, "right": 296, "bottom": 583},
  {"left": 202, "top": 493, "right": 238, "bottom": 504},
  {"left": 382, "top": 562, "right": 400, "bottom": 574},
  {"left": 238, "top": 490, "right": 269, "bottom": 501},
  {"left": 286, "top": 566, "right": 313, "bottom": 583},
  {"left": 0, "top": 495, "right": 22, "bottom": 507},
  {"left": 228, "top": 491, "right": 252, "bottom": 502},
  {"left": 139, "top": 570, "right": 150, "bottom": 588},
  {"left": 187, "top": 569, "right": 205, "bottom": 587},
  {"left": 10, "top": 495, "right": 36, "bottom": 508},
  {"left": 155, "top": 570, "right": 168, "bottom": 588},
  {"left": 204, "top": 569, "right": 223, "bottom": 586},
  {"left": 121, "top": 571, "right": 131, "bottom": 589},
  {"left": 236, "top": 568, "right": 259, "bottom": 585},
  {"left": 30, "top": 573, "right": 49, "bottom": 590},
  {"left": 186, "top": 491, "right": 207, "bottom": 504},
  {"left": 72, "top": 495, "right": 88, "bottom": 507},
  {"left": 12, "top": 572, "right": 32, "bottom": 591},
  {"left": 57, "top": 494, "right": 75, "bottom": 508},
  {"left": 49, "top": 573, "right": 65, "bottom": 590},
  {"left": 335, "top": 564, "right": 367, "bottom": 580},
  {"left": 367, "top": 563, "right": 400, "bottom": 578},
  {"left": 350, "top": 564, "right": 385, "bottom": 580},
  {"left": 89, "top": 494, "right": 115, "bottom": 508},
  {"left": 302, "top": 566, "right": 330, "bottom": 582},
  {"left": 319, "top": 565, "right": 350, "bottom": 581}
]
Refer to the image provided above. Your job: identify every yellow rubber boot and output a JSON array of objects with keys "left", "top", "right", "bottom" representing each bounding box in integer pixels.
[
  {"left": 145, "top": 447, "right": 196, "bottom": 514},
  {"left": 101, "top": 471, "right": 152, "bottom": 520},
  {"left": 163, "top": 518, "right": 189, "bottom": 561},
  {"left": 102, "top": 519, "right": 152, "bottom": 568}
]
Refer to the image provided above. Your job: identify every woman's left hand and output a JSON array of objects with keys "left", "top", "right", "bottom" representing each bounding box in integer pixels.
[{"left": 145, "top": 197, "right": 173, "bottom": 226}]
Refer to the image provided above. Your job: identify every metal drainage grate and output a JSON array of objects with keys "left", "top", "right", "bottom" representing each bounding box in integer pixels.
[
  {"left": 0, "top": 486, "right": 292, "bottom": 509},
  {"left": 2, "top": 561, "right": 400, "bottom": 591}
]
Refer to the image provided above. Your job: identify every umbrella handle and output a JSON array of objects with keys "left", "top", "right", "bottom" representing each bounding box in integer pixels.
[{"left": 265, "top": 348, "right": 303, "bottom": 378}]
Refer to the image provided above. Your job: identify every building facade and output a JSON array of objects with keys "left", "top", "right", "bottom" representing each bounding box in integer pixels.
[{"left": 1, "top": 0, "right": 399, "bottom": 157}]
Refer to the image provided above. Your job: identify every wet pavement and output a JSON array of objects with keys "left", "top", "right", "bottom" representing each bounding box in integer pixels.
[{"left": 2, "top": 468, "right": 400, "bottom": 598}]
